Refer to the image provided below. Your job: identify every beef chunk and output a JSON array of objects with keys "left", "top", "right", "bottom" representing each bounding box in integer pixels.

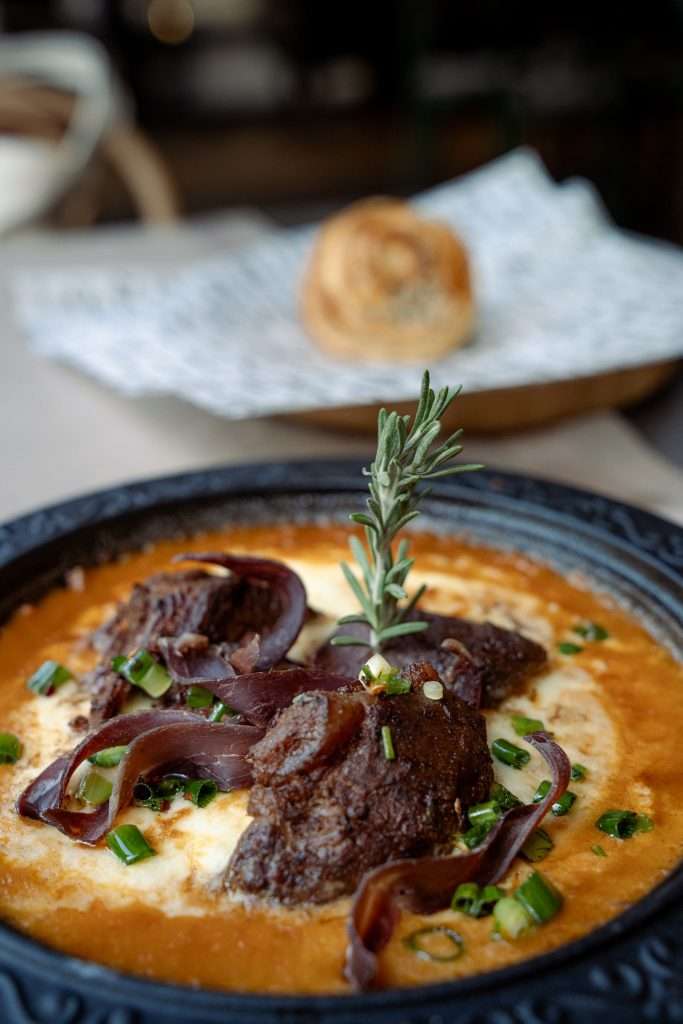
[
  {"left": 93, "top": 570, "right": 240, "bottom": 659},
  {"left": 314, "top": 611, "right": 547, "bottom": 708},
  {"left": 86, "top": 664, "right": 132, "bottom": 725},
  {"left": 227, "top": 677, "right": 493, "bottom": 904}
]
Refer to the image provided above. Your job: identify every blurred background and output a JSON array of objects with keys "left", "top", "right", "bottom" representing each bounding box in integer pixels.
[
  {"left": 0, "top": 1, "right": 682, "bottom": 524},
  {"left": 2, "top": 0, "right": 682, "bottom": 237}
]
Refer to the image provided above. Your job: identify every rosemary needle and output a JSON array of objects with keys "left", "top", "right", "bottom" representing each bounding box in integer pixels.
[{"left": 333, "top": 370, "right": 480, "bottom": 652}]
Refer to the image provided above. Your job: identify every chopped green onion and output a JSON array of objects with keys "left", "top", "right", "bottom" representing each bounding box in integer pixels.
[
  {"left": 592, "top": 844, "right": 607, "bottom": 857},
  {"left": 596, "top": 809, "right": 653, "bottom": 839},
  {"left": 558, "top": 642, "right": 583, "bottom": 656},
  {"left": 533, "top": 780, "right": 576, "bottom": 816},
  {"left": 383, "top": 673, "right": 412, "bottom": 696},
  {"left": 461, "top": 823, "right": 490, "bottom": 850},
  {"left": 468, "top": 801, "right": 501, "bottom": 829},
  {"left": 186, "top": 685, "right": 213, "bottom": 709},
  {"left": 493, "top": 897, "right": 532, "bottom": 940},
  {"left": 133, "top": 781, "right": 164, "bottom": 811},
  {"left": 78, "top": 772, "right": 112, "bottom": 805},
  {"left": 573, "top": 622, "right": 609, "bottom": 642},
  {"left": 452, "top": 882, "right": 505, "bottom": 918},
  {"left": 491, "top": 738, "right": 530, "bottom": 770},
  {"left": 403, "top": 926, "right": 464, "bottom": 962},
  {"left": 0, "top": 733, "right": 22, "bottom": 764},
  {"left": 490, "top": 782, "right": 523, "bottom": 811},
  {"left": 451, "top": 881, "right": 478, "bottom": 912},
  {"left": 381, "top": 725, "right": 395, "bottom": 761},
  {"left": 106, "top": 824, "right": 156, "bottom": 865},
  {"left": 515, "top": 871, "right": 563, "bottom": 924},
  {"left": 571, "top": 763, "right": 588, "bottom": 782},
  {"left": 521, "top": 827, "right": 554, "bottom": 863},
  {"left": 184, "top": 779, "right": 218, "bottom": 808},
  {"left": 360, "top": 659, "right": 411, "bottom": 695},
  {"left": 155, "top": 774, "right": 186, "bottom": 798},
  {"left": 133, "top": 774, "right": 186, "bottom": 810},
  {"left": 27, "top": 660, "right": 72, "bottom": 696},
  {"left": 551, "top": 791, "right": 577, "bottom": 817},
  {"left": 112, "top": 649, "right": 171, "bottom": 698},
  {"left": 88, "top": 745, "right": 128, "bottom": 768},
  {"left": 511, "top": 715, "right": 545, "bottom": 736},
  {"left": 209, "top": 701, "right": 235, "bottom": 723},
  {"left": 533, "top": 780, "right": 552, "bottom": 803}
]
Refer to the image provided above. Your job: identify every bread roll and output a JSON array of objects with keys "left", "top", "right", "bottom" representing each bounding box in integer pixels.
[{"left": 301, "top": 198, "right": 474, "bottom": 363}]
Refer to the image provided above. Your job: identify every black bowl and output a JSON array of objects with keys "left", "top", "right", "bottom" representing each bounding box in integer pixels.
[{"left": 0, "top": 460, "right": 681, "bottom": 1024}]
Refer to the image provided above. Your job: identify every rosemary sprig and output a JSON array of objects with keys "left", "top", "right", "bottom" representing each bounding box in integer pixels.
[{"left": 333, "top": 370, "right": 482, "bottom": 652}]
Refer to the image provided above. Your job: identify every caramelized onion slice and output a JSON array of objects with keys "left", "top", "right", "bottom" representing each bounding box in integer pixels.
[
  {"left": 17, "top": 709, "right": 263, "bottom": 845},
  {"left": 344, "top": 731, "right": 570, "bottom": 990},
  {"left": 175, "top": 553, "right": 307, "bottom": 669},
  {"left": 161, "top": 636, "right": 353, "bottom": 727}
]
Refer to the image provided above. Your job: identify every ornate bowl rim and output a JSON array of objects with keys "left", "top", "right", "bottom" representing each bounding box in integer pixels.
[{"left": 0, "top": 458, "right": 680, "bottom": 1024}]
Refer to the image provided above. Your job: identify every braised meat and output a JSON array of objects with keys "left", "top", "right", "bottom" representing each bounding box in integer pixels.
[
  {"left": 314, "top": 611, "right": 547, "bottom": 708},
  {"left": 87, "top": 664, "right": 132, "bottom": 726},
  {"left": 93, "top": 570, "right": 240, "bottom": 659},
  {"left": 227, "top": 670, "right": 493, "bottom": 904}
]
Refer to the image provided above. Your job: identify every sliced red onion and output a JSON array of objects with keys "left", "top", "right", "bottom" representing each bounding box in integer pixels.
[
  {"left": 160, "top": 636, "right": 353, "bottom": 728},
  {"left": 175, "top": 553, "right": 306, "bottom": 669},
  {"left": 344, "top": 731, "right": 570, "bottom": 990},
  {"left": 17, "top": 709, "right": 263, "bottom": 845},
  {"left": 159, "top": 637, "right": 237, "bottom": 685}
]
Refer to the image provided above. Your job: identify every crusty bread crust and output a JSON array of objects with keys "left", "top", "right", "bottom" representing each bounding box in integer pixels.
[{"left": 301, "top": 197, "right": 475, "bottom": 363}]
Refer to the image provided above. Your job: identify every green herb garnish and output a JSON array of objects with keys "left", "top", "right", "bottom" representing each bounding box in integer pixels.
[
  {"left": 112, "top": 650, "right": 171, "bottom": 698},
  {"left": 491, "top": 738, "right": 530, "bottom": 770},
  {"left": 467, "top": 801, "right": 501, "bottom": 829},
  {"left": 461, "top": 823, "right": 491, "bottom": 849},
  {"left": 186, "top": 685, "right": 213, "bottom": 709},
  {"left": 333, "top": 371, "right": 480, "bottom": 652},
  {"left": 592, "top": 844, "right": 607, "bottom": 857},
  {"left": 452, "top": 882, "right": 505, "bottom": 918},
  {"left": 156, "top": 774, "right": 186, "bottom": 798},
  {"left": 521, "top": 827, "right": 554, "bottom": 863},
  {"left": 515, "top": 871, "right": 563, "bottom": 923},
  {"left": 490, "top": 782, "right": 523, "bottom": 811},
  {"left": 573, "top": 622, "right": 609, "bottom": 642},
  {"left": 27, "top": 660, "right": 72, "bottom": 696},
  {"left": 403, "top": 925, "right": 464, "bottom": 962},
  {"left": 494, "top": 872, "right": 563, "bottom": 939},
  {"left": 571, "top": 763, "right": 588, "bottom": 782},
  {"left": 133, "top": 781, "right": 165, "bottom": 811},
  {"left": 558, "top": 642, "right": 583, "bottom": 656},
  {"left": 533, "top": 780, "right": 576, "bottom": 816},
  {"left": 359, "top": 659, "right": 412, "bottom": 694},
  {"left": 0, "top": 733, "right": 22, "bottom": 764},
  {"left": 88, "top": 745, "right": 128, "bottom": 768},
  {"left": 134, "top": 775, "right": 187, "bottom": 810},
  {"left": 78, "top": 771, "right": 112, "bottom": 806},
  {"left": 493, "top": 897, "right": 532, "bottom": 939},
  {"left": 511, "top": 715, "right": 545, "bottom": 736},
  {"left": 106, "top": 824, "right": 156, "bottom": 865},
  {"left": 596, "top": 810, "right": 653, "bottom": 839},
  {"left": 381, "top": 725, "right": 396, "bottom": 761},
  {"left": 209, "top": 702, "right": 235, "bottom": 722},
  {"left": 184, "top": 779, "right": 218, "bottom": 808}
]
